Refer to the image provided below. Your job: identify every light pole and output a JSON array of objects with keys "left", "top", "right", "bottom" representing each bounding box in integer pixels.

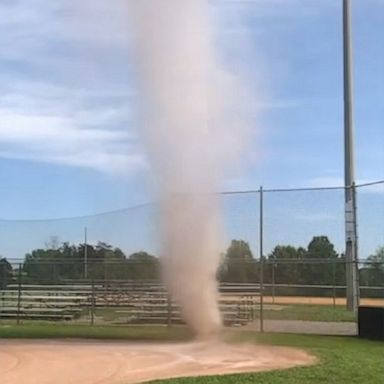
[{"left": 343, "top": 0, "right": 359, "bottom": 312}]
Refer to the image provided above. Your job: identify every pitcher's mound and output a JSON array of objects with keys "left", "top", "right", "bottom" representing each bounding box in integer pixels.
[{"left": 0, "top": 340, "right": 315, "bottom": 384}]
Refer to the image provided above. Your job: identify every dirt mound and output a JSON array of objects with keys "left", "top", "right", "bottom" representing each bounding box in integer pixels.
[{"left": 0, "top": 340, "right": 315, "bottom": 384}]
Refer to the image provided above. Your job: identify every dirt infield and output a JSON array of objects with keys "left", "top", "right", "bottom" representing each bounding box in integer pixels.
[
  {"left": 0, "top": 340, "right": 315, "bottom": 384},
  {"left": 263, "top": 296, "right": 384, "bottom": 306}
]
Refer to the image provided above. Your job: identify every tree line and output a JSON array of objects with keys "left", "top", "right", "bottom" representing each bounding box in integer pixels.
[
  {"left": 220, "top": 236, "right": 347, "bottom": 285},
  {"left": 0, "top": 242, "right": 159, "bottom": 285},
  {"left": 220, "top": 238, "right": 384, "bottom": 291},
  {"left": 0, "top": 236, "right": 383, "bottom": 290}
]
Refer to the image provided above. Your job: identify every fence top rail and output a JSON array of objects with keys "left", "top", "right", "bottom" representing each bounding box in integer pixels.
[
  {"left": 9, "top": 260, "right": 162, "bottom": 264},
  {"left": 5, "top": 282, "right": 259, "bottom": 286},
  {"left": 0, "top": 180, "right": 382, "bottom": 222},
  {"left": 220, "top": 179, "right": 384, "bottom": 195},
  {"left": 3, "top": 283, "right": 382, "bottom": 291},
  {"left": 261, "top": 283, "right": 384, "bottom": 290},
  {"left": 8, "top": 258, "right": 382, "bottom": 265},
  {"left": 5, "top": 284, "right": 100, "bottom": 290},
  {"left": 0, "top": 295, "right": 88, "bottom": 300}
]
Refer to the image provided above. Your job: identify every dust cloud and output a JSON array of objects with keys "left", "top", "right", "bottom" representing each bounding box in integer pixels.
[{"left": 128, "top": 0, "right": 249, "bottom": 338}]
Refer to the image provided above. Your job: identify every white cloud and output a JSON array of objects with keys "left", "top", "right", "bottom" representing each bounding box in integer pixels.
[
  {"left": 0, "top": 112, "right": 128, "bottom": 142},
  {"left": 0, "top": 79, "right": 142, "bottom": 175},
  {"left": 0, "top": 108, "right": 146, "bottom": 174},
  {"left": 0, "top": 149, "right": 145, "bottom": 174},
  {"left": 0, "top": 0, "right": 146, "bottom": 175},
  {"left": 0, "top": 80, "right": 144, "bottom": 174}
]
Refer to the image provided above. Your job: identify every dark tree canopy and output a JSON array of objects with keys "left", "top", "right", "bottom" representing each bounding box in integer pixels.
[
  {"left": 360, "top": 246, "right": 384, "bottom": 287},
  {"left": 0, "top": 257, "right": 13, "bottom": 289},
  {"left": 219, "top": 236, "right": 346, "bottom": 288},
  {"left": 9, "top": 237, "right": 382, "bottom": 295},
  {"left": 21, "top": 242, "right": 159, "bottom": 283},
  {"left": 267, "top": 245, "right": 307, "bottom": 284},
  {"left": 307, "top": 236, "right": 338, "bottom": 259},
  {"left": 126, "top": 251, "right": 159, "bottom": 280},
  {"left": 225, "top": 240, "right": 254, "bottom": 260},
  {"left": 219, "top": 240, "right": 257, "bottom": 283}
]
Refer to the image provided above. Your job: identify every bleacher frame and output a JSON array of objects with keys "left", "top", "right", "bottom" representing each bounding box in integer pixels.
[{"left": 0, "top": 281, "right": 261, "bottom": 325}]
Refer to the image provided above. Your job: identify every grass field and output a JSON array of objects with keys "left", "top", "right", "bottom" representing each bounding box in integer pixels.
[
  {"left": 0, "top": 302, "right": 359, "bottom": 324},
  {"left": 150, "top": 332, "right": 384, "bottom": 384},
  {"left": 0, "top": 324, "right": 383, "bottom": 383},
  {"left": 0, "top": 323, "right": 192, "bottom": 341},
  {"left": 87, "top": 303, "right": 356, "bottom": 323}
]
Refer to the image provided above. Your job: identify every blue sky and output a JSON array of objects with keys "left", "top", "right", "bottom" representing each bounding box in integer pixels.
[{"left": 0, "top": 0, "right": 383, "bottom": 260}]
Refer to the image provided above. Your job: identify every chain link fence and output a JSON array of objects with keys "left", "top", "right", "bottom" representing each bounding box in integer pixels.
[{"left": 0, "top": 181, "right": 383, "bottom": 334}]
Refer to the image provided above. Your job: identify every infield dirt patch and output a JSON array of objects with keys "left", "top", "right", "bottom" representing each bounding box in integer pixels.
[{"left": 0, "top": 339, "right": 315, "bottom": 384}]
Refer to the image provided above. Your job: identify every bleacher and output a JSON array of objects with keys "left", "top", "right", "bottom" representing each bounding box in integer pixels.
[
  {"left": 0, "top": 284, "right": 89, "bottom": 321},
  {"left": 0, "top": 281, "right": 260, "bottom": 325}
]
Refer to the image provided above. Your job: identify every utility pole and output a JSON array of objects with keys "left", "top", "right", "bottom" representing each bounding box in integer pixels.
[{"left": 343, "top": 0, "right": 359, "bottom": 312}]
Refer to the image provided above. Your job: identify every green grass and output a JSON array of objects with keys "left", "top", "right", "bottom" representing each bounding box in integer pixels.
[
  {"left": 93, "top": 307, "right": 140, "bottom": 322},
  {"left": 0, "top": 303, "right": 356, "bottom": 326},
  {"left": 85, "top": 304, "right": 357, "bottom": 323},
  {"left": 149, "top": 332, "right": 384, "bottom": 384},
  {"left": 0, "top": 324, "right": 192, "bottom": 341}
]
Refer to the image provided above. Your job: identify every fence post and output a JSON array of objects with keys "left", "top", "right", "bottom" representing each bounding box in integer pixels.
[
  {"left": 259, "top": 186, "right": 264, "bottom": 333},
  {"left": 90, "top": 280, "right": 95, "bottom": 326},
  {"left": 272, "top": 261, "right": 276, "bottom": 304},
  {"left": 167, "top": 293, "right": 172, "bottom": 327},
  {"left": 16, "top": 263, "right": 22, "bottom": 325},
  {"left": 352, "top": 182, "right": 360, "bottom": 306},
  {"left": 332, "top": 258, "right": 336, "bottom": 308},
  {"left": 84, "top": 227, "right": 88, "bottom": 280}
]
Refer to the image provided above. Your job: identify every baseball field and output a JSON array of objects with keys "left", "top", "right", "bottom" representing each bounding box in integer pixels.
[{"left": 0, "top": 325, "right": 383, "bottom": 384}]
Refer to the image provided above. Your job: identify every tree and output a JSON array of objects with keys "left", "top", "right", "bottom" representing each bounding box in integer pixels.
[
  {"left": 225, "top": 240, "right": 254, "bottom": 260},
  {"left": 0, "top": 257, "right": 13, "bottom": 289},
  {"left": 23, "top": 248, "right": 62, "bottom": 283},
  {"left": 265, "top": 237, "right": 345, "bottom": 291},
  {"left": 220, "top": 240, "right": 257, "bottom": 283},
  {"left": 22, "top": 241, "right": 130, "bottom": 282},
  {"left": 91, "top": 242, "right": 126, "bottom": 280},
  {"left": 360, "top": 247, "right": 384, "bottom": 287},
  {"left": 59, "top": 242, "right": 83, "bottom": 279},
  {"left": 304, "top": 236, "right": 341, "bottom": 285},
  {"left": 267, "top": 245, "right": 306, "bottom": 284},
  {"left": 127, "top": 251, "right": 159, "bottom": 280},
  {"left": 307, "top": 236, "right": 338, "bottom": 259}
]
